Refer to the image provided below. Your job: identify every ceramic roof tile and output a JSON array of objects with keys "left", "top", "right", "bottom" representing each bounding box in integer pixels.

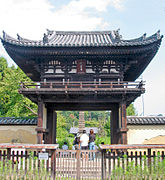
[
  {"left": 127, "top": 116, "right": 165, "bottom": 125},
  {"left": 0, "top": 117, "right": 37, "bottom": 125},
  {"left": 2, "top": 30, "right": 163, "bottom": 47},
  {"left": 1, "top": 116, "right": 165, "bottom": 126}
]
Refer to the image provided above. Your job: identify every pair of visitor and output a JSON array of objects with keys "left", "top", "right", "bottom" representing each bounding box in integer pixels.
[
  {"left": 79, "top": 129, "right": 95, "bottom": 150},
  {"left": 80, "top": 129, "right": 96, "bottom": 160}
]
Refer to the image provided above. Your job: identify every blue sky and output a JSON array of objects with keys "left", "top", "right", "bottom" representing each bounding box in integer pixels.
[{"left": 0, "top": 0, "right": 165, "bottom": 116}]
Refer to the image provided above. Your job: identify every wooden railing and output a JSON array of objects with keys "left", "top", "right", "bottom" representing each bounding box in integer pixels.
[
  {"left": 1, "top": 144, "right": 164, "bottom": 179},
  {"left": 20, "top": 81, "right": 144, "bottom": 90},
  {"left": 0, "top": 144, "right": 101, "bottom": 179},
  {"left": 0, "top": 143, "right": 58, "bottom": 179},
  {"left": 100, "top": 144, "right": 165, "bottom": 180}
]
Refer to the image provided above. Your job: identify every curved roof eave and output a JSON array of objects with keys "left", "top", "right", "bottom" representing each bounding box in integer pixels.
[
  {"left": 0, "top": 30, "right": 163, "bottom": 82},
  {"left": 1, "top": 30, "right": 163, "bottom": 48}
]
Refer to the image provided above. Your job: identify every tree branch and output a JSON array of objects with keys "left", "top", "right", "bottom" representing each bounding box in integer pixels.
[{"left": 24, "top": 104, "right": 37, "bottom": 115}]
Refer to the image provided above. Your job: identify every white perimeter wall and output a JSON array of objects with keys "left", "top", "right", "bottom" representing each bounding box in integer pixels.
[{"left": 127, "top": 125, "right": 165, "bottom": 144}]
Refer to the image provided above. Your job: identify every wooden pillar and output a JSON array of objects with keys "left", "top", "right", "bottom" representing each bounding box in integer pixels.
[
  {"left": 119, "top": 101, "right": 128, "bottom": 144},
  {"left": 36, "top": 99, "right": 44, "bottom": 144},
  {"left": 46, "top": 109, "right": 57, "bottom": 144},
  {"left": 52, "top": 111, "right": 57, "bottom": 144},
  {"left": 101, "top": 149, "right": 106, "bottom": 180},
  {"left": 46, "top": 108, "right": 53, "bottom": 144},
  {"left": 110, "top": 104, "right": 119, "bottom": 144}
]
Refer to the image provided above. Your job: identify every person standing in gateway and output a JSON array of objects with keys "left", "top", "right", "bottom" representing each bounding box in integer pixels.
[
  {"left": 80, "top": 130, "right": 89, "bottom": 150},
  {"left": 89, "top": 129, "right": 96, "bottom": 160},
  {"left": 89, "top": 129, "right": 96, "bottom": 150}
]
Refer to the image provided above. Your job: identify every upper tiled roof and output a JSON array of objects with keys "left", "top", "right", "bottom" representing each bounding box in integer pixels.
[
  {"left": 127, "top": 116, "right": 165, "bottom": 125},
  {"left": 0, "top": 117, "right": 37, "bottom": 125},
  {"left": 1, "top": 29, "right": 163, "bottom": 47},
  {"left": 70, "top": 127, "right": 98, "bottom": 134}
]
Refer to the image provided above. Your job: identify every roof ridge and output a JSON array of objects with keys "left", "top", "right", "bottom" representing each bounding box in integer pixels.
[
  {"left": 127, "top": 116, "right": 165, "bottom": 118},
  {"left": 1, "top": 30, "right": 163, "bottom": 48},
  {"left": 55, "top": 30, "right": 114, "bottom": 34}
]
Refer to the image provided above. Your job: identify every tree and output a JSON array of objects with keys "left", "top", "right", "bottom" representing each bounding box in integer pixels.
[
  {"left": 59, "top": 111, "right": 79, "bottom": 131},
  {"left": 56, "top": 112, "right": 69, "bottom": 139},
  {"left": 104, "top": 116, "right": 110, "bottom": 137},
  {"left": 0, "top": 57, "right": 37, "bottom": 117},
  {"left": 126, "top": 103, "right": 137, "bottom": 116}
]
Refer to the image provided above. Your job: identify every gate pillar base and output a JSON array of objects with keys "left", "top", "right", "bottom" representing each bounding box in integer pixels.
[
  {"left": 117, "top": 128, "right": 128, "bottom": 144},
  {"left": 36, "top": 128, "right": 48, "bottom": 144}
]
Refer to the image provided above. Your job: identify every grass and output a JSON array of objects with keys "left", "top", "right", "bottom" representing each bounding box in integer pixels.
[
  {"left": 0, "top": 152, "right": 165, "bottom": 179},
  {"left": 110, "top": 154, "right": 165, "bottom": 179}
]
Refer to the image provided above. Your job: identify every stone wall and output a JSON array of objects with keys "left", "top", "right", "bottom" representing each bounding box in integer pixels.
[{"left": 0, "top": 126, "right": 37, "bottom": 144}]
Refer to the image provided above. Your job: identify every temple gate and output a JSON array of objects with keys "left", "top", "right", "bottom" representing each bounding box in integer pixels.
[{"left": 1, "top": 29, "right": 163, "bottom": 144}]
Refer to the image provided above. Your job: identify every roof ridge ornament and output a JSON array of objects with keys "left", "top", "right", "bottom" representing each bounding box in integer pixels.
[
  {"left": 2, "top": 31, "right": 6, "bottom": 40},
  {"left": 43, "top": 33, "right": 48, "bottom": 44},
  {"left": 46, "top": 29, "right": 54, "bottom": 36},
  {"left": 142, "top": 33, "right": 146, "bottom": 41},
  {"left": 17, "top": 33, "right": 21, "bottom": 41},
  {"left": 157, "top": 30, "right": 160, "bottom": 39},
  {"left": 114, "top": 28, "right": 122, "bottom": 41}
]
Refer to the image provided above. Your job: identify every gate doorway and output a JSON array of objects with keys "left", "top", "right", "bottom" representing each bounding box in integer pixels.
[{"left": 55, "top": 149, "right": 102, "bottom": 179}]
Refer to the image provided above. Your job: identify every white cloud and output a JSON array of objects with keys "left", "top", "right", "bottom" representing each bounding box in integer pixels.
[
  {"left": 111, "top": 0, "right": 124, "bottom": 10},
  {"left": 0, "top": 0, "right": 124, "bottom": 38},
  {"left": 0, "top": 0, "right": 125, "bottom": 65}
]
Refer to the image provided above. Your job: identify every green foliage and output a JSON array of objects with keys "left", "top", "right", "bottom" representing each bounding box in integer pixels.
[
  {"left": 95, "top": 134, "right": 110, "bottom": 146},
  {"left": 111, "top": 154, "right": 165, "bottom": 179},
  {"left": 127, "top": 103, "right": 137, "bottom": 116},
  {"left": 59, "top": 111, "right": 79, "bottom": 131},
  {"left": 104, "top": 116, "right": 110, "bottom": 137},
  {"left": 0, "top": 157, "right": 52, "bottom": 179},
  {"left": 0, "top": 57, "right": 37, "bottom": 117},
  {"left": 57, "top": 112, "right": 69, "bottom": 139},
  {"left": 1, "top": 153, "right": 165, "bottom": 179},
  {"left": 85, "top": 120, "right": 99, "bottom": 127}
]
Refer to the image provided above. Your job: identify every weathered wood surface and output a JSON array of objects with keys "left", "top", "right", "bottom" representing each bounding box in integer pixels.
[
  {"left": 20, "top": 81, "right": 144, "bottom": 90},
  {"left": 0, "top": 143, "right": 59, "bottom": 149},
  {"left": 0, "top": 147, "right": 165, "bottom": 179},
  {"left": 99, "top": 144, "right": 165, "bottom": 150}
]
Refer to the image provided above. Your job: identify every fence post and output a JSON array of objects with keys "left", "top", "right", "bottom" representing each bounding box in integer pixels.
[
  {"left": 51, "top": 149, "right": 56, "bottom": 179},
  {"left": 147, "top": 148, "right": 151, "bottom": 173},
  {"left": 76, "top": 149, "right": 81, "bottom": 180},
  {"left": 7, "top": 148, "right": 11, "bottom": 160},
  {"left": 101, "top": 149, "right": 106, "bottom": 180}
]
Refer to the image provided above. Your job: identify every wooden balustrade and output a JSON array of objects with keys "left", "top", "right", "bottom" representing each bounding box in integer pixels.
[
  {"left": 0, "top": 144, "right": 164, "bottom": 179},
  {"left": 100, "top": 144, "right": 165, "bottom": 180},
  {"left": 19, "top": 81, "right": 144, "bottom": 90}
]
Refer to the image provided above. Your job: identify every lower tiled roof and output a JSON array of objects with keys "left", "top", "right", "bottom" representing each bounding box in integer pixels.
[
  {"left": 0, "top": 117, "right": 37, "bottom": 125},
  {"left": 0, "top": 116, "right": 165, "bottom": 126},
  {"left": 127, "top": 116, "right": 165, "bottom": 125}
]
